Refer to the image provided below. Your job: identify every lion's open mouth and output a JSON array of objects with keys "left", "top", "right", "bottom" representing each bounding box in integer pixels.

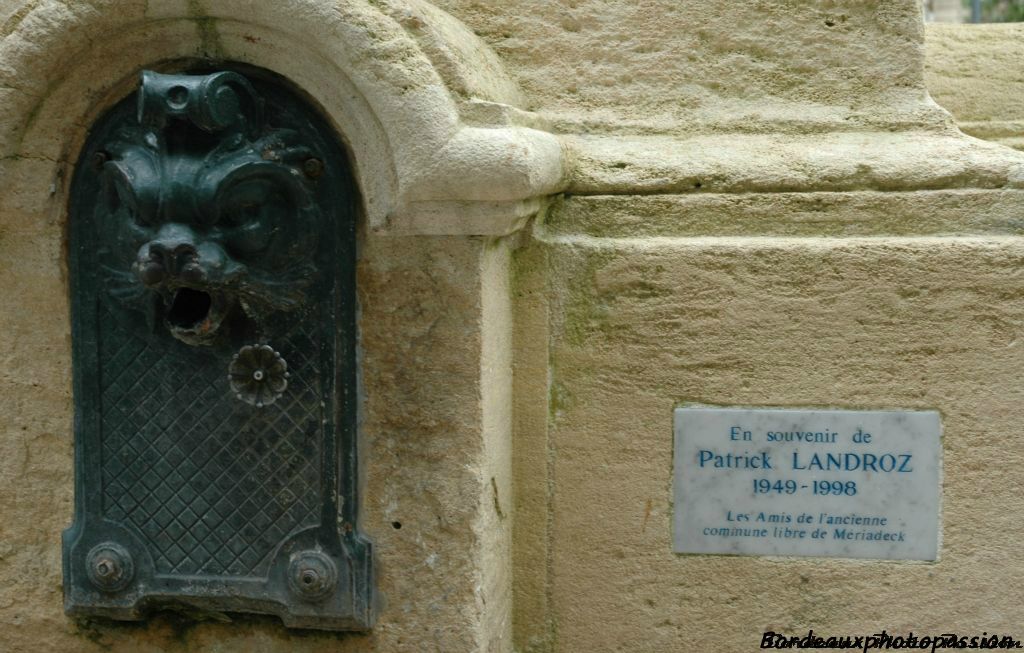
[
  {"left": 164, "top": 287, "right": 232, "bottom": 345},
  {"left": 167, "top": 287, "right": 213, "bottom": 329}
]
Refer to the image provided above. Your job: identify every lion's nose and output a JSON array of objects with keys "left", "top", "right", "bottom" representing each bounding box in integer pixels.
[
  {"left": 135, "top": 224, "right": 204, "bottom": 287},
  {"left": 149, "top": 241, "right": 197, "bottom": 275}
]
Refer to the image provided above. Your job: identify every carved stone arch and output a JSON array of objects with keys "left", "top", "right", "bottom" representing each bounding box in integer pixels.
[{"left": 0, "top": 0, "right": 566, "bottom": 234}]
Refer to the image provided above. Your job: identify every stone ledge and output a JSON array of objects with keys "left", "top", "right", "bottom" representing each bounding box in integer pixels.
[
  {"left": 959, "top": 121, "right": 1024, "bottom": 152},
  {"left": 564, "top": 131, "right": 1024, "bottom": 197},
  {"left": 543, "top": 189, "right": 1024, "bottom": 238}
]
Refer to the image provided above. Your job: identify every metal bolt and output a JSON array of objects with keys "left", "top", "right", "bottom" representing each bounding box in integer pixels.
[
  {"left": 287, "top": 551, "right": 336, "bottom": 601},
  {"left": 92, "top": 151, "right": 110, "bottom": 170},
  {"left": 303, "top": 158, "right": 323, "bottom": 179},
  {"left": 86, "top": 542, "right": 134, "bottom": 592}
]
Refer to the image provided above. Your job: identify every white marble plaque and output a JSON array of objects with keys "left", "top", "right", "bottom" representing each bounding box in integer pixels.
[{"left": 673, "top": 407, "right": 941, "bottom": 560}]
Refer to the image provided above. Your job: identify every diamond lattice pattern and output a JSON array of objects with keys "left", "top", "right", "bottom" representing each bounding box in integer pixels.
[{"left": 99, "top": 310, "right": 323, "bottom": 576}]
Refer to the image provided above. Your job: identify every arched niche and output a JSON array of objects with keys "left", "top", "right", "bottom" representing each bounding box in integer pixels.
[{"left": 0, "top": 0, "right": 566, "bottom": 235}]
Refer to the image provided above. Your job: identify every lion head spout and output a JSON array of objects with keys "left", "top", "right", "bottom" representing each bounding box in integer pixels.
[{"left": 96, "top": 71, "right": 321, "bottom": 346}]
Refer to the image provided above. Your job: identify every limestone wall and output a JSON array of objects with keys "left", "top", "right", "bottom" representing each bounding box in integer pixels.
[
  {"left": 926, "top": 22, "right": 1024, "bottom": 150},
  {"left": 1, "top": 1, "right": 1023, "bottom": 652},
  {"left": 518, "top": 230, "right": 1024, "bottom": 651}
]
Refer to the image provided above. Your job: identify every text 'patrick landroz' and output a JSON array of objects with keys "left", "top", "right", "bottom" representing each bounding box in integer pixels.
[
  {"left": 698, "top": 424, "right": 911, "bottom": 544},
  {"left": 698, "top": 425, "right": 914, "bottom": 499}
]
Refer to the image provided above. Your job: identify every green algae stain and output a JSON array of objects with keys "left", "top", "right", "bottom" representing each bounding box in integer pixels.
[{"left": 186, "top": 0, "right": 224, "bottom": 58}]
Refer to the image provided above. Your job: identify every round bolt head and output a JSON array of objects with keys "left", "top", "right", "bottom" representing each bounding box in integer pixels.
[
  {"left": 228, "top": 344, "right": 288, "bottom": 407},
  {"left": 287, "top": 551, "right": 337, "bottom": 601},
  {"left": 303, "top": 158, "right": 324, "bottom": 179},
  {"left": 92, "top": 151, "right": 110, "bottom": 170},
  {"left": 86, "top": 542, "right": 134, "bottom": 593}
]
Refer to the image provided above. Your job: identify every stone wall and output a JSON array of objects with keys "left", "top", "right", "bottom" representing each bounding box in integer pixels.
[
  {"left": 1, "top": 1, "right": 1022, "bottom": 651},
  {"left": 926, "top": 22, "right": 1024, "bottom": 150}
]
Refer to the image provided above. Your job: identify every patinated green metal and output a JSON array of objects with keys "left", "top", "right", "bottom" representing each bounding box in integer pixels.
[{"left": 63, "top": 67, "right": 374, "bottom": 630}]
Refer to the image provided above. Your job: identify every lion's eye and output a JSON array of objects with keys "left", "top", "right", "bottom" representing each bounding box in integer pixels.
[
  {"left": 219, "top": 180, "right": 288, "bottom": 254},
  {"left": 223, "top": 201, "right": 261, "bottom": 225},
  {"left": 101, "top": 150, "right": 161, "bottom": 229},
  {"left": 104, "top": 168, "right": 147, "bottom": 227}
]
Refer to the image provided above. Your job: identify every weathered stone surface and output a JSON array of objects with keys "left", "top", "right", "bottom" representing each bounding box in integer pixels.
[
  {"left": 926, "top": 23, "right": 1024, "bottom": 151},
  {"left": 544, "top": 190, "right": 1024, "bottom": 238},
  {"left": 527, "top": 235, "right": 1024, "bottom": 651},
  {"left": 2, "top": 0, "right": 1024, "bottom": 651},
  {"left": 436, "top": 0, "right": 934, "bottom": 133}
]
